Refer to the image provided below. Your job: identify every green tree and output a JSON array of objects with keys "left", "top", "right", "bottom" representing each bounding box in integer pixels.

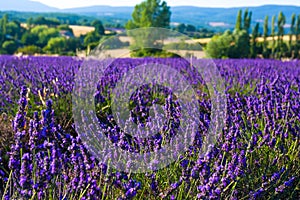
[
  {"left": 206, "top": 31, "right": 234, "bottom": 58},
  {"left": 125, "top": 0, "right": 171, "bottom": 57},
  {"left": 271, "top": 15, "right": 276, "bottom": 58},
  {"left": 2, "top": 40, "right": 18, "bottom": 54},
  {"left": 295, "top": 15, "right": 300, "bottom": 58},
  {"left": 58, "top": 25, "right": 74, "bottom": 35},
  {"left": 126, "top": 0, "right": 171, "bottom": 29},
  {"left": 26, "top": 17, "right": 33, "bottom": 28},
  {"left": 235, "top": 10, "right": 242, "bottom": 31},
  {"left": 33, "top": 16, "right": 60, "bottom": 26},
  {"left": 289, "top": 14, "right": 296, "bottom": 58},
  {"left": 43, "top": 37, "right": 67, "bottom": 54},
  {"left": 6, "top": 21, "right": 23, "bottom": 39},
  {"left": 250, "top": 23, "right": 260, "bottom": 58},
  {"left": 1, "top": 14, "right": 8, "bottom": 42},
  {"left": 175, "top": 23, "right": 186, "bottom": 33},
  {"left": 186, "top": 24, "right": 196, "bottom": 32},
  {"left": 65, "top": 38, "right": 82, "bottom": 52},
  {"left": 206, "top": 29, "right": 250, "bottom": 58},
  {"left": 92, "top": 20, "right": 105, "bottom": 35},
  {"left": 263, "top": 16, "right": 269, "bottom": 58},
  {"left": 17, "top": 45, "right": 42, "bottom": 55},
  {"left": 31, "top": 26, "right": 59, "bottom": 47},
  {"left": 277, "top": 12, "right": 286, "bottom": 58},
  {"left": 243, "top": 9, "right": 252, "bottom": 33},
  {"left": 21, "top": 32, "right": 39, "bottom": 45},
  {"left": 232, "top": 30, "right": 250, "bottom": 58},
  {"left": 83, "top": 31, "right": 101, "bottom": 47}
]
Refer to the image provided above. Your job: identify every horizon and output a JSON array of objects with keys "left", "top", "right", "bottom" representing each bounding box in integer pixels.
[{"left": 31, "top": 0, "right": 300, "bottom": 9}]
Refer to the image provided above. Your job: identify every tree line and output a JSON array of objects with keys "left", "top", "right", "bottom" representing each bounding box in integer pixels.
[
  {"left": 0, "top": 14, "right": 125, "bottom": 55},
  {"left": 206, "top": 10, "right": 300, "bottom": 59}
]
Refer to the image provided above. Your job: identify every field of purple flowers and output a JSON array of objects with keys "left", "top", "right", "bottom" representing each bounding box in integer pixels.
[{"left": 0, "top": 56, "right": 299, "bottom": 199}]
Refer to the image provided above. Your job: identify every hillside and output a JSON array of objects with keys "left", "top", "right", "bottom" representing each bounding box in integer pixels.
[
  {"left": 0, "top": 0, "right": 58, "bottom": 12},
  {"left": 64, "top": 5, "right": 300, "bottom": 29},
  {"left": 0, "top": 1, "right": 299, "bottom": 30}
]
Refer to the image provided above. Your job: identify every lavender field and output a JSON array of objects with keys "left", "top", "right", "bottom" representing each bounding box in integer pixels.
[{"left": 0, "top": 56, "right": 299, "bottom": 199}]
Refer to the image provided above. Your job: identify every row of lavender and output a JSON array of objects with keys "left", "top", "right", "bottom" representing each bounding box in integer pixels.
[{"left": 0, "top": 56, "right": 299, "bottom": 199}]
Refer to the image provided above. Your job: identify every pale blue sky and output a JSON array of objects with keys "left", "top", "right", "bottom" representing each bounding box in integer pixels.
[{"left": 32, "top": 0, "right": 300, "bottom": 9}]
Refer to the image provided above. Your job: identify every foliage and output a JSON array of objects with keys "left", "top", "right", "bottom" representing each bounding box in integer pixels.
[
  {"left": 2, "top": 40, "right": 18, "bottom": 54},
  {"left": 0, "top": 14, "right": 106, "bottom": 55},
  {"left": 21, "top": 32, "right": 39, "bottom": 46},
  {"left": 31, "top": 16, "right": 60, "bottom": 26},
  {"left": 126, "top": 0, "right": 171, "bottom": 29},
  {"left": 83, "top": 31, "right": 101, "bottom": 47},
  {"left": 17, "top": 45, "right": 42, "bottom": 55},
  {"left": 130, "top": 48, "right": 180, "bottom": 57},
  {"left": 250, "top": 23, "right": 260, "bottom": 58},
  {"left": 92, "top": 20, "right": 105, "bottom": 35},
  {"left": 43, "top": 37, "right": 67, "bottom": 54},
  {"left": 235, "top": 10, "right": 242, "bottom": 31},
  {"left": 206, "top": 30, "right": 250, "bottom": 58},
  {"left": 99, "top": 36, "right": 129, "bottom": 49},
  {"left": 126, "top": 0, "right": 171, "bottom": 57},
  {"left": 164, "top": 41, "right": 202, "bottom": 51},
  {"left": 263, "top": 16, "right": 269, "bottom": 58},
  {"left": 57, "top": 24, "right": 74, "bottom": 35},
  {"left": 207, "top": 9, "right": 300, "bottom": 59}
]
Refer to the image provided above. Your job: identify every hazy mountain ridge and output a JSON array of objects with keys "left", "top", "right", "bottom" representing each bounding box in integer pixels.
[
  {"left": 0, "top": 1, "right": 299, "bottom": 29},
  {"left": 0, "top": 0, "right": 58, "bottom": 12}
]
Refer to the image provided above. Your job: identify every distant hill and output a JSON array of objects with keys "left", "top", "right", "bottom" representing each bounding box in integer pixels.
[
  {"left": 171, "top": 5, "right": 300, "bottom": 28},
  {"left": 64, "top": 5, "right": 300, "bottom": 30},
  {"left": 0, "top": 0, "right": 58, "bottom": 12},
  {"left": 0, "top": 1, "right": 299, "bottom": 30}
]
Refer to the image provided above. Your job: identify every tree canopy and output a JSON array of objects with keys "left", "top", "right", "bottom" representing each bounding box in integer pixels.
[
  {"left": 125, "top": 0, "right": 171, "bottom": 29},
  {"left": 125, "top": 0, "right": 172, "bottom": 57}
]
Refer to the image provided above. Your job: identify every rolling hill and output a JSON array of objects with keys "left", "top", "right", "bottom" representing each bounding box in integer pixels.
[
  {"left": 0, "top": 0, "right": 58, "bottom": 12},
  {"left": 0, "top": 1, "right": 299, "bottom": 30},
  {"left": 64, "top": 5, "right": 300, "bottom": 29}
]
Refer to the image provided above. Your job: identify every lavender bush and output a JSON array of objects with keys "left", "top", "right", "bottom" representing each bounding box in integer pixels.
[{"left": 0, "top": 56, "right": 299, "bottom": 199}]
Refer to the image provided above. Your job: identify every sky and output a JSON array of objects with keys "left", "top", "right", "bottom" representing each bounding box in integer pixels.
[{"left": 32, "top": 0, "right": 300, "bottom": 9}]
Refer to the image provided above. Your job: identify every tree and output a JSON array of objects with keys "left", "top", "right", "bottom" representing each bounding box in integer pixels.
[
  {"left": 21, "top": 32, "right": 39, "bottom": 45},
  {"left": 263, "top": 16, "right": 269, "bottom": 58},
  {"left": 92, "top": 20, "right": 105, "bottom": 35},
  {"left": 271, "top": 15, "right": 276, "bottom": 58},
  {"left": 186, "top": 24, "right": 196, "bottom": 32},
  {"left": 58, "top": 25, "right": 74, "bottom": 35},
  {"left": 251, "top": 23, "right": 260, "bottom": 58},
  {"left": 65, "top": 38, "right": 82, "bottom": 52},
  {"left": 31, "top": 26, "right": 59, "bottom": 47},
  {"left": 232, "top": 30, "right": 250, "bottom": 58},
  {"left": 26, "top": 17, "right": 33, "bottom": 28},
  {"left": 206, "top": 33, "right": 232, "bottom": 58},
  {"left": 1, "top": 14, "right": 8, "bottom": 42},
  {"left": 2, "top": 40, "right": 18, "bottom": 54},
  {"left": 83, "top": 31, "right": 101, "bottom": 47},
  {"left": 125, "top": 0, "right": 171, "bottom": 57},
  {"left": 295, "top": 15, "right": 300, "bottom": 58},
  {"left": 126, "top": 0, "right": 171, "bottom": 29},
  {"left": 277, "top": 12, "right": 286, "bottom": 58},
  {"left": 243, "top": 9, "right": 252, "bottom": 33},
  {"left": 175, "top": 23, "right": 186, "bottom": 33},
  {"left": 289, "top": 14, "right": 296, "bottom": 57},
  {"left": 32, "top": 16, "right": 60, "bottom": 26},
  {"left": 43, "top": 37, "right": 67, "bottom": 54},
  {"left": 6, "top": 21, "right": 24, "bottom": 39},
  {"left": 206, "top": 30, "right": 249, "bottom": 58},
  {"left": 17, "top": 45, "right": 42, "bottom": 55},
  {"left": 235, "top": 10, "right": 242, "bottom": 31}
]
